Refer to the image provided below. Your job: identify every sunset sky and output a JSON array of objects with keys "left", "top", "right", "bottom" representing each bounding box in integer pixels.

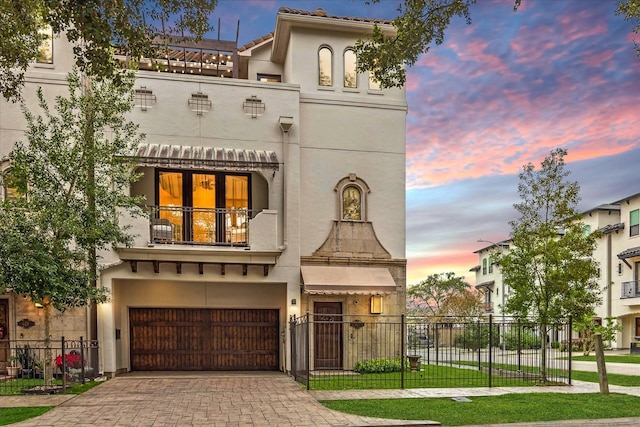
[{"left": 211, "top": 0, "right": 640, "bottom": 285}]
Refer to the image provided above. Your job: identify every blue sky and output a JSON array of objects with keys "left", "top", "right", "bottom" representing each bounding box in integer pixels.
[{"left": 209, "top": 0, "right": 640, "bottom": 284}]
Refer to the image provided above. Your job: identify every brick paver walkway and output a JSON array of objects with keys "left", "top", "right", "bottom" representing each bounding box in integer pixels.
[{"left": 11, "top": 373, "right": 434, "bottom": 426}]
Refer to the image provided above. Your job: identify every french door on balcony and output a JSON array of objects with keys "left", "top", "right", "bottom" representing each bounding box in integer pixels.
[{"left": 156, "top": 170, "right": 250, "bottom": 244}]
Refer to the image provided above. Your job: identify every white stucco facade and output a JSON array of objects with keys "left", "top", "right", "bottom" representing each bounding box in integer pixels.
[{"left": 1, "top": 8, "right": 407, "bottom": 375}]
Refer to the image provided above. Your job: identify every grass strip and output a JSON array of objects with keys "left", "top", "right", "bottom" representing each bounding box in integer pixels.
[
  {"left": 559, "top": 355, "right": 640, "bottom": 364},
  {"left": 0, "top": 407, "right": 53, "bottom": 426},
  {"left": 309, "top": 364, "right": 540, "bottom": 390},
  {"left": 321, "top": 393, "right": 640, "bottom": 426}
]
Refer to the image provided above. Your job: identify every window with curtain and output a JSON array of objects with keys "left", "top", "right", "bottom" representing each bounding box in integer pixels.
[
  {"left": 157, "top": 170, "right": 249, "bottom": 244},
  {"left": 318, "top": 46, "right": 333, "bottom": 86},
  {"left": 488, "top": 256, "right": 493, "bottom": 273},
  {"left": 344, "top": 49, "right": 357, "bottom": 88}
]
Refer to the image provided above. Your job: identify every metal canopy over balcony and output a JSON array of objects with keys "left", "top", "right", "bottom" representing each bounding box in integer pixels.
[{"left": 133, "top": 143, "right": 279, "bottom": 171}]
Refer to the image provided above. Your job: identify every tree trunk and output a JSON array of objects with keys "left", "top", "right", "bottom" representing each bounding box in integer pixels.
[
  {"left": 539, "top": 323, "right": 548, "bottom": 383},
  {"left": 42, "top": 297, "right": 54, "bottom": 387}
]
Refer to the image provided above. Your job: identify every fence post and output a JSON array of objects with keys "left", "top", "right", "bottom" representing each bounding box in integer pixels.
[
  {"left": 568, "top": 316, "right": 572, "bottom": 385},
  {"left": 289, "top": 316, "right": 295, "bottom": 380},
  {"left": 306, "top": 312, "right": 310, "bottom": 391},
  {"left": 488, "top": 315, "right": 493, "bottom": 387},
  {"left": 517, "top": 318, "right": 521, "bottom": 371},
  {"left": 80, "top": 336, "right": 86, "bottom": 384},
  {"left": 476, "top": 320, "right": 481, "bottom": 369},
  {"left": 401, "top": 314, "right": 405, "bottom": 389},
  {"left": 61, "top": 336, "right": 66, "bottom": 391},
  {"left": 435, "top": 325, "right": 439, "bottom": 365}
]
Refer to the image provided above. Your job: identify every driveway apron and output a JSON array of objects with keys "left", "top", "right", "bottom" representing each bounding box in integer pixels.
[{"left": 13, "top": 372, "right": 433, "bottom": 427}]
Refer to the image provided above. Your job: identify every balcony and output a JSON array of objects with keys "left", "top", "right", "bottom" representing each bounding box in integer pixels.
[
  {"left": 149, "top": 206, "right": 254, "bottom": 247},
  {"left": 116, "top": 206, "right": 280, "bottom": 275},
  {"left": 621, "top": 281, "right": 640, "bottom": 299}
]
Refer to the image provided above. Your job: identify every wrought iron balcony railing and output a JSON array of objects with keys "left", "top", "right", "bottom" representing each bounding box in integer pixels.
[
  {"left": 148, "top": 206, "right": 257, "bottom": 247},
  {"left": 621, "top": 280, "right": 640, "bottom": 299}
]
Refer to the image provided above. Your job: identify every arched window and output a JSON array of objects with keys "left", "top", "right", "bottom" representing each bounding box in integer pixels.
[
  {"left": 344, "top": 48, "right": 357, "bottom": 88},
  {"left": 1, "top": 169, "right": 19, "bottom": 201},
  {"left": 318, "top": 46, "right": 333, "bottom": 86}
]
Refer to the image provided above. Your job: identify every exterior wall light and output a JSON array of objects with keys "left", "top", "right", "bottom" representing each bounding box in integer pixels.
[{"left": 370, "top": 295, "right": 383, "bottom": 314}]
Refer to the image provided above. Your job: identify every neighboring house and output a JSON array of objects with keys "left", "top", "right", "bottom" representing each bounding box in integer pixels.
[
  {"left": 471, "top": 240, "right": 510, "bottom": 317},
  {"left": 0, "top": 7, "right": 407, "bottom": 375},
  {"left": 584, "top": 193, "right": 640, "bottom": 350},
  {"left": 471, "top": 193, "right": 640, "bottom": 350}
]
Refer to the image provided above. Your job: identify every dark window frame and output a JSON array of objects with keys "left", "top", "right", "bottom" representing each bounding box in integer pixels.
[{"left": 154, "top": 168, "right": 252, "bottom": 243}]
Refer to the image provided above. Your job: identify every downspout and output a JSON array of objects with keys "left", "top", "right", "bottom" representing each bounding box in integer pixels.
[{"left": 278, "top": 116, "right": 293, "bottom": 251}]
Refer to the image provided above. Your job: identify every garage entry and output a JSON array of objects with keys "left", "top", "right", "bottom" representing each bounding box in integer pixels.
[{"left": 130, "top": 308, "right": 279, "bottom": 371}]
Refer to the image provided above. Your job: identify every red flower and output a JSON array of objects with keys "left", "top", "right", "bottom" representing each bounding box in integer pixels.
[{"left": 55, "top": 353, "right": 83, "bottom": 369}]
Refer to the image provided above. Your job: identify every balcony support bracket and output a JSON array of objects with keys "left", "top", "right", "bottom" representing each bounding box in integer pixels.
[{"left": 129, "top": 261, "right": 138, "bottom": 273}]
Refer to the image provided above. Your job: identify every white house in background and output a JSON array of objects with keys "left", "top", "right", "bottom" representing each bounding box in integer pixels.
[
  {"left": 583, "top": 193, "right": 640, "bottom": 351},
  {"left": 471, "top": 240, "right": 510, "bottom": 317},
  {"left": 0, "top": 7, "right": 407, "bottom": 375},
  {"left": 472, "top": 192, "right": 640, "bottom": 351}
]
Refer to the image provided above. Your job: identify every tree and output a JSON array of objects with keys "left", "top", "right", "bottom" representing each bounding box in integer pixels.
[
  {"left": 407, "top": 272, "right": 470, "bottom": 316},
  {"left": 617, "top": 0, "right": 640, "bottom": 56},
  {"left": 495, "top": 148, "right": 601, "bottom": 382},
  {"left": 358, "top": 0, "right": 640, "bottom": 88},
  {"left": 0, "top": 70, "right": 144, "bottom": 384},
  {"left": 574, "top": 316, "right": 622, "bottom": 356},
  {"left": 439, "top": 288, "right": 485, "bottom": 321},
  {"left": 0, "top": 0, "right": 217, "bottom": 101}
]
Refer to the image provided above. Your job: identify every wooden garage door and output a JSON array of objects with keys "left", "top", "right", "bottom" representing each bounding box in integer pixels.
[{"left": 130, "top": 308, "right": 279, "bottom": 371}]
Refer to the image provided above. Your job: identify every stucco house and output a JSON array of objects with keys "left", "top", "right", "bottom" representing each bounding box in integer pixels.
[
  {"left": 0, "top": 7, "right": 407, "bottom": 375},
  {"left": 472, "top": 193, "right": 640, "bottom": 350}
]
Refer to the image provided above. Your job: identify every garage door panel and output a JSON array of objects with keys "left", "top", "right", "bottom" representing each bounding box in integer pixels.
[{"left": 130, "top": 308, "right": 278, "bottom": 371}]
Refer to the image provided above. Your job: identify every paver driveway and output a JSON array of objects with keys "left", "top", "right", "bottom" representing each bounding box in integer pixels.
[{"left": 13, "top": 372, "right": 432, "bottom": 427}]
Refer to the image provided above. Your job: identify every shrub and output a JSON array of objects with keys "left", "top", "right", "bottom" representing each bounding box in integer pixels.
[
  {"left": 454, "top": 324, "right": 500, "bottom": 350},
  {"left": 354, "top": 356, "right": 404, "bottom": 373},
  {"left": 558, "top": 338, "right": 587, "bottom": 352},
  {"left": 550, "top": 341, "right": 560, "bottom": 349},
  {"left": 503, "top": 331, "right": 541, "bottom": 350}
]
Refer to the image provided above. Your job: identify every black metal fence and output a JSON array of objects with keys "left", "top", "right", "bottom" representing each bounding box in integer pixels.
[
  {"left": 0, "top": 337, "right": 99, "bottom": 395},
  {"left": 290, "top": 314, "right": 573, "bottom": 390}
]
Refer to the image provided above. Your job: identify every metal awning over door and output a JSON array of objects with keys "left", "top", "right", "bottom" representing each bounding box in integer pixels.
[
  {"left": 133, "top": 143, "right": 279, "bottom": 171},
  {"left": 301, "top": 265, "right": 397, "bottom": 295}
]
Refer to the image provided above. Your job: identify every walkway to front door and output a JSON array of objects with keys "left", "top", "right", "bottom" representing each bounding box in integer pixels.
[{"left": 13, "top": 372, "right": 426, "bottom": 426}]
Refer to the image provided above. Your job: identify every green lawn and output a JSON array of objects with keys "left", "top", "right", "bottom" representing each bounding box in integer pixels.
[
  {"left": 0, "top": 378, "right": 102, "bottom": 396},
  {"left": 569, "top": 370, "right": 640, "bottom": 387},
  {"left": 308, "top": 361, "right": 640, "bottom": 390},
  {"left": 0, "top": 380, "right": 103, "bottom": 425},
  {"left": 309, "top": 364, "right": 541, "bottom": 390},
  {"left": 562, "top": 354, "right": 640, "bottom": 364},
  {"left": 0, "top": 407, "right": 54, "bottom": 426},
  {"left": 322, "top": 393, "right": 640, "bottom": 426}
]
